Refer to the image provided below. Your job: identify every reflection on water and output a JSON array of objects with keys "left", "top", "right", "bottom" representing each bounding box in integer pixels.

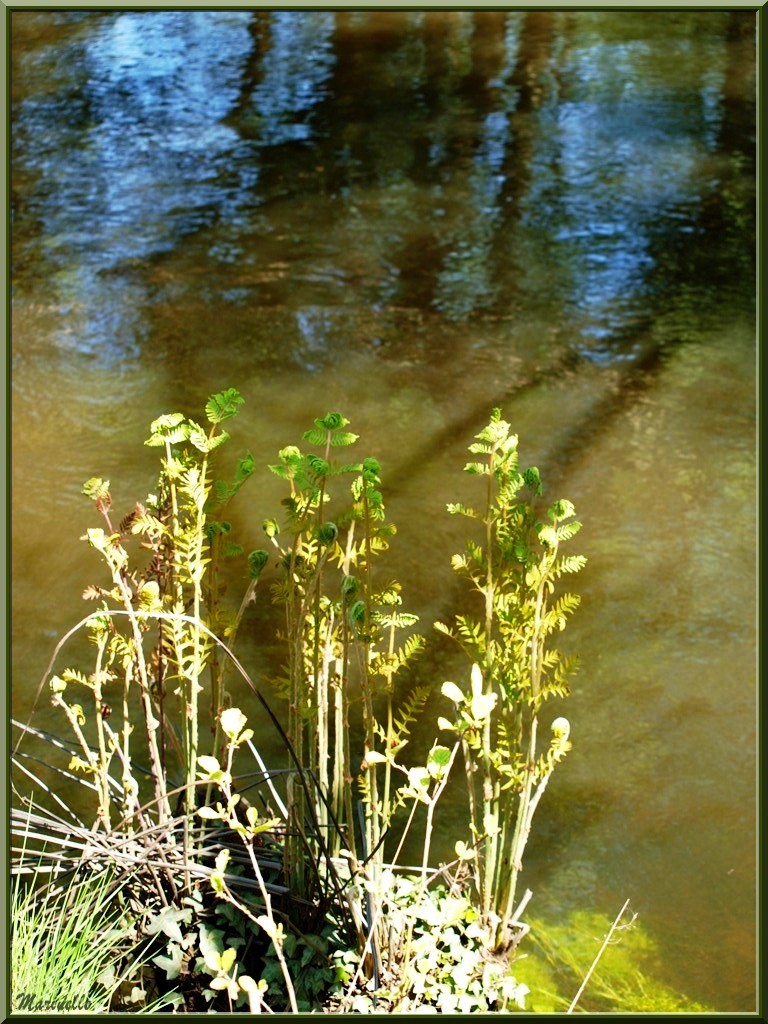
[
  {"left": 11, "top": 9, "right": 756, "bottom": 1011},
  {"left": 246, "top": 11, "right": 336, "bottom": 146},
  {"left": 12, "top": 9, "right": 752, "bottom": 364}
]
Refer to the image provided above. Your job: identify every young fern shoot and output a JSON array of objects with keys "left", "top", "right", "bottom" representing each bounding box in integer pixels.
[{"left": 437, "top": 408, "right": 585, "bottom": 951}]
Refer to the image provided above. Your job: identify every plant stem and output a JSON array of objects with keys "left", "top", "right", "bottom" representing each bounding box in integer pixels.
[
  {"left": 567, "top": 899, "right": 632, "bottom": 1013},
  {"left": 482, "top": 449, "right": 496, "bottom": 922}
]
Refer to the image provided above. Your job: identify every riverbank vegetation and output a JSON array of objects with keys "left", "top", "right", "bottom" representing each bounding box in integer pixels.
[{"left": 12, "top": 387, "right": 601, "bottom": 1012}]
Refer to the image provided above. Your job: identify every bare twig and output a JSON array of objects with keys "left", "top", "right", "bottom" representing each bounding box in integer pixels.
[{"left": 567, "top": 898, "right": 634, "bottom": 1013}]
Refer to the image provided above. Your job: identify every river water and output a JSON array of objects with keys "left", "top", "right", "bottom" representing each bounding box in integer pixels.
[{"left": 10, "top": 9, "right": 756, "bottom": 1011}]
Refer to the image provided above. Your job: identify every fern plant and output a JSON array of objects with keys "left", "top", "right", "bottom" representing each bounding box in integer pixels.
[
  {"left": 17, "top": 398, "right": 588, "bottom": 1011},
  {"left": 48, "top": 389, "right": 264, "bottom": 853},
  {"left": 264, "top": 414, "right": 429, "bottom": 946},
  {"left": 436, "top": 408, "right": 585, "bottom": 951}
]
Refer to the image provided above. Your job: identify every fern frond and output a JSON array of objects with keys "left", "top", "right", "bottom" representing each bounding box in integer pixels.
[
  {"left": 329, "top": 431, "right": 359, "bottom": 447},
  {"left": 205, "top": 388, "right": 244, "bottom": 424},
  {"left": 446, "top": 501, "right": 480, "bottom": 519},
  {"left": 463, "top": 539, "right": 483, "bottom": 563},
  {"left": 372, "top": 610, "right": 420, "bottom": 631},
  {"left": 390, "top": 684, "right": 430, "bottom": 749},
  {"left": 468, "top": 441, "right": 493, "bottom": 456},
  {"left": 394, "top": 633, "right": 426, "bottom": 668},
  {"left": 535, "top": 679, "right": 570, "bottom": 704},
  {"left": 555, "top": 520, "right": 582, "bottom": 542},
  {"left": 547, "top": 593, "right": 582, "bottom": 632},
  {"left": 130, "top": 510, "right": 167, "bottom": 539},
  {"left": 455, "top": 616, "right": 486, "bottom": 647},
  {"left": 554, "top": 554, "right": 588, "bottom": 576}
]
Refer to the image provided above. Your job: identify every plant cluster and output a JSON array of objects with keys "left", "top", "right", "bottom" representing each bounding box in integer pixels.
[
  {"left": 11, "top": 829, "right": 177, "bottom": 1014},
  {"left": 11, "top": 390, "right": 586, "bottom": 1013},
  {"left": 437, "top": 410, "right": 584, "bottom": 950},
  {"left": 329, "top": 872, "right": 530, "bottom": 1013}
]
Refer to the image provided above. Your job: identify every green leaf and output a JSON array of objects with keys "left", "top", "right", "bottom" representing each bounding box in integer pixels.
[
  {"left": 153, "top": 945, "right": 184, "bottom": 981},
  {"left": 220, "top": 947, "right": 237, "bottom": 974},
  {"left": 428, "top": 745, "right": 452, "bottom": 768},
  {"left": 302, "top": 428, "right": 327, "bottom": 446},
  {"left": 316, "top": 412, "right": 349, "bottom": 430},
  {"left": 524, "top": 466, "right": 543, "bottom": 494},
  {"left": 305, "top": 454, "right": 330, "bottom": 477},
  {"left": 556, "top": 553, "right": 588, "bottom": 574},
  {"left": 446, "top": 501, "right": 480, "bottom": 519},
  {"left": 441, "top": 680, "right": 465, "bottom": 706},
  {"left": 207, "top": 431, "right": 230, "bottom": 452},
  {"left": 203, "top": 948, "right": 224, "bottom": 974},
  {"left": 188, "top": 421, "right": 230, "bottom": 453},
  {"left": 263, "top": 518, "right": 280, "bottom": 539},
  {"left": 549, "top": 497, "right": 576, "bottom": 521},
  {"left": 316, "top": 522, "right": 338, "bottom": 545},
  {"left": 405, "top": 766, "right": 431, "bottom": 800},
  {"left": 130, "top": 510, "right": 166, "bottom": 538},
  {"left": 197, "top": 805, "right": 222, "bottom": 820},
  {"left": 468, "top": 441, "right": 492, "bottom": 456},
  {"left": 50, "top": 675, "right": 67, "bottom": 695},
  {"left": 235, "top": 450, "right": 255, "bottom": 480},
  {"left": 206, "top": 519, "right": 232, "bottom": 537},
  {"left": 537, "top": 525, "right": 558, "bottom": 548},
  {"left": 556, "top": 520, "right": 582, "bottom": 542},
  {"left": 145, "top": 906, "right": 193, "bottom": 944},
  {"left": 137, "top": 580, "right": 163, "bottom": 613},
  {"left": 205, "top": 388, "right": 244, "bottom": 424},
  {"left": 82, "top": 477, "right": 110, "bottom": 502},
  {"left": 348, "top": 600, "right": 367, "bottom": 626},
  {"left": 145, "top": 413, "right": 189, "bottom": 446},
  {"left": 220, "top": 707, "right": 248, "bottom": 740},
  {"left": 245, "top": 809, "right": 281, "bottom": 835},
  {"left": 198, "top": 923, "right": 226, "bottom": 961},
  {"left": 61, "top": 667, "right": 91, "bottom": 688},
  {"left": 330, "top": 431, "right": 359, "bottom": 447}
]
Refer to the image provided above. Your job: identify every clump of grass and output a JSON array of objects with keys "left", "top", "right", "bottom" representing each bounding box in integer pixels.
[{"left": 11, "top": 857, "right": 147, "bottom": 1013}]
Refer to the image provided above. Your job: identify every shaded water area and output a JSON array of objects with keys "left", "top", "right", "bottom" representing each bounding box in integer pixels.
[{"left": 10, "top": 9, "right": 756, "bottom": 1011}]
